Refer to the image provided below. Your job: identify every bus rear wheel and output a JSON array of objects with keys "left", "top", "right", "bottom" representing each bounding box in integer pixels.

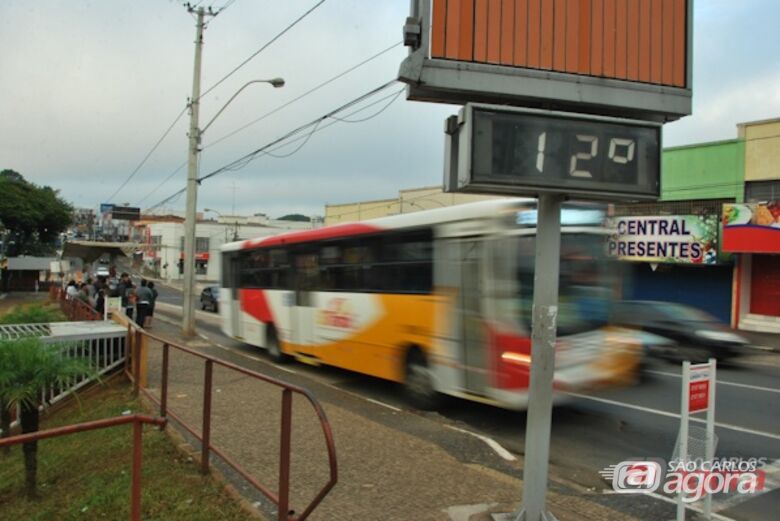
[{"left": 404, "top": 350, "right": 441, "bottom": 410}]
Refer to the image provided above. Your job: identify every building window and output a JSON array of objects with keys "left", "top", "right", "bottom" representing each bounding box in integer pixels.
[{"left": 745, "top": 180, "right": 780, "bottom": 202}]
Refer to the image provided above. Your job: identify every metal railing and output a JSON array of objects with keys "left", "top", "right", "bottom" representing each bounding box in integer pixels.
[
  {"left": 124, "top": 325, "right": 338, "bottom": 521},
  {"left": 49, "top": 285, "right": 102, "bottom": 321},
  {"left": 0, "top": 322, "right": 127, "bottom": 433},
  {"left": 0, "top": 414, "right": 166, "bottom": 521}
]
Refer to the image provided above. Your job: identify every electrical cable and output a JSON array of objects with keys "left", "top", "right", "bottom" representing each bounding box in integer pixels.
[
  {"left": 145, "top": 80, "right": 401, "bottom": 212},
  {"left": 198, "top": 0, "right": 326, "bottom": 102},
  {"left": 204, "top": 40, "right": 402, "bottom": 149},
  {"left": 104, "top": 105, "right": 188, "bottom": 203},
  {"left": 135, "top": 41, "right": 401, "bottom": 207},
  {"left": 197, "top": 79, "right": 399, "bottom": 183}
]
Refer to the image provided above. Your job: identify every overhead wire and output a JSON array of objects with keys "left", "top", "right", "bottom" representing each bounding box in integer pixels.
[
  {"left": 204, "top": 40, "right": 402, "bottom": 149},
  {"left": 135, "top": 2, "right": 352, "bottom": 208},
  {"left": 104, "top": 105, "right": 188, "bottom": 203},
  {"left": 197, "top": 79, "right": 399, "bottom": 183},
  {"left": 145, "top": 80, "right": 403, "bottom": 212},
  {"left": 197, "top": 0, "right": 326, "bottom": 102}
]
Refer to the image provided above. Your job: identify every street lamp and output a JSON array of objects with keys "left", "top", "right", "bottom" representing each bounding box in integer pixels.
[
  {"left": 203, "top": 208, "right": 239, "bottom": 242},
  {"left": 182, "top": 76, "right": 284, "bottom": 336}
]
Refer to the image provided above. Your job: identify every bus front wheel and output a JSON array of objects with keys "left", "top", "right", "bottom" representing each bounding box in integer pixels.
[{"left": 404, "top": 349, "right": 441, "bottom": 410}]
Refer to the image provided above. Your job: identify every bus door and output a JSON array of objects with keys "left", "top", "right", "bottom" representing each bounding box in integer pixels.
[
  {"left": 458, "top": 239, "right": 488, "bottom": 392},
  {"left": 229, "top": 254, "right": 242, "bottom": 338},
  {"left": 438, "top": 231, "right": 489, "bottom": 394},
  {"left": 289, "top": 251, "right": 318, "bottom": 349}
]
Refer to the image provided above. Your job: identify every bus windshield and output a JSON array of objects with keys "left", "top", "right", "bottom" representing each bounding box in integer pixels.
[{"left": 494, "top": 233, "right": 615, "bottom": 336}]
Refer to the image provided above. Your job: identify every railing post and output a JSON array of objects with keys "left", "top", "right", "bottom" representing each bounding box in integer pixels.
[
  {"left": 131, "top": 419, "right": 143, "bottom": 521},
  {"left": 124, "top": 324, "right": 132, "bottom": 375},
  {"left": 201, "top": 360, "right": 213, "bottom": 474},
  {"left": 160, "top": 343, "right": 169, "bottom": 429},
  {"left": 132, "top": 330, "right": 142, "bottom": 397},
  {"left": 278, "top": 389, "right": 293, "bottom": 521}
]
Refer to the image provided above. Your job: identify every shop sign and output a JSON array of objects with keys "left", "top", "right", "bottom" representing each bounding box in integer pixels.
[
  {"left": 608, "top": 215, "right": 719, "bottom": 264},
  {"left": 722, "top": 202, "right": 780, "bottom": 253}
]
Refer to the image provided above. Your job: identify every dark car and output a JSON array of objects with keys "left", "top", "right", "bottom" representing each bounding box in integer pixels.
[
  {"left": 611, "top": 300, "right": 750, "bottom": 362},
  {"left": 200, "top": 285, "right": 220, "bottom": 312}
]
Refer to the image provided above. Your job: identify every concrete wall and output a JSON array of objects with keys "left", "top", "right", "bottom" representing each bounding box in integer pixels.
[
  {"left": 661, "top": 140, "right": 744, "bottom": 202},
  {"left": 739, "top": 118, "right": 780, "bottom": 182},
  {"left": 325, "top": 186, "right": 501, "bottom": 225}
]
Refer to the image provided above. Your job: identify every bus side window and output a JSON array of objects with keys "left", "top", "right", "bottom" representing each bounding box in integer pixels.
[{"left": 294, "top": 251, "right": 318, "bottom": 305}]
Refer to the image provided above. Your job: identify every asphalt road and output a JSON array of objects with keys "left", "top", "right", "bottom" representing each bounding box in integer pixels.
[{"left": 150, "top": 282, "right": 780, "bottom": 521}]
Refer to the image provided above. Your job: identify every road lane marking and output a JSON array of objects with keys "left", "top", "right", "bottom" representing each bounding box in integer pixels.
[
  {"left": 709, "top": 458, "right": 780, "bottom": 511},
  {"left": 364, "top": 397, "right": 402, "bottom": 412},
  {"left": 565, "top": 392, "right": 780, "bottom": 441},
  {"left": 645, "top": 370, "right": 780, "bottom": 394},
  {"left": 195, "top": 331, "right": 299, "bottom": 374},
  {"left": 445, "top": 425, "right": 517, "bottom": 462},
  {"left": 601, "top": 490, "right": 738, "bottom": 521}
]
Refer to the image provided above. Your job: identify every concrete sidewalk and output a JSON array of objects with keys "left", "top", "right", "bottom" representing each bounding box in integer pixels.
[{"left": 138, "top": 315, "right": 645, "bottom": 521}]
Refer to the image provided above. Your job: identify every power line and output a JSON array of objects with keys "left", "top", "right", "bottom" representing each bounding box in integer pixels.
[
  {"left": 145, "top": 80, "right": 402, "bottom": 212},
  {"left": 197, "top": 80, "right": 400, "bottom": 183},
  {"left": 134, "top": 41, "right": 401, "bottom": 207},
  {"left": 204, "top": 40, "right": 402, "bottom": 149},
  {"left": 104, "top": 105, "right": 188, "bottom": 204},
  {"left": 198, "top": 0, "right": 326, "bottom": 102}
]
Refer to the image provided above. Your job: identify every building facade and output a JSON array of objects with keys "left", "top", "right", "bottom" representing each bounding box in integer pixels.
[
  {"left": 726, "top": 118, "right": 780, "bottom": 333},
  {"left": 132, "top": 215, "right": 313, "bottom": 283},
  {"left": 324, "top": 186, "right": 500, "bottom": 225},
  {"left": 612, "top": 138, "right": 745, "bottom": 323}
]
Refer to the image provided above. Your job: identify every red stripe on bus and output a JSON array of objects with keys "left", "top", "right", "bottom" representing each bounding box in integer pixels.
[
  {"left": 242, "top": 223, "right": 381, "bottom": 249},
  {"left": 240, "top": 289, "right": 274, "bottom": 324}
]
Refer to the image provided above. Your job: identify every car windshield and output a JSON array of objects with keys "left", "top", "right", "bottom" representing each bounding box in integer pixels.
[{"left": 656, "top": 302, "right": 717, "bottom": 323}]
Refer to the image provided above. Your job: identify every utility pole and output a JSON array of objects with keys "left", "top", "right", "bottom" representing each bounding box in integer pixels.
[{"left": 182, "top": 5, "right": 209, "bottom": 337}]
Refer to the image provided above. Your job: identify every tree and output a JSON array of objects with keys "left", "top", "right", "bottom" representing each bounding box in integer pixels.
[
  {"left": 0, "top": 336, "right": 89, "bottom": 498},
  {"left": 0, "top": 169, "right": 73, "bottom": 256},
  {"left": 277, "top": 213, "right": 311, "bottom": 222}
]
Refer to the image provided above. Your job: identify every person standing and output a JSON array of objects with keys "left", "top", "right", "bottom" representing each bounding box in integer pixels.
[
  {"left": 117, "top": 273, "right": 135, "bottom": 320},
  {"left": 134, "top": 279, "right": 154, "bottom": 327},
  {"left": 144, "top": 281, "right": 159, "bottom": 328}
]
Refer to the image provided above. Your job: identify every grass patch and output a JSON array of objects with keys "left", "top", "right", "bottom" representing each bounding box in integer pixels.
[
  {"left": 0, "top": 301, "right": 66, "bottom": 324},
  {"left": 0, "top": 381, "right": 256, "bottom": 521}
]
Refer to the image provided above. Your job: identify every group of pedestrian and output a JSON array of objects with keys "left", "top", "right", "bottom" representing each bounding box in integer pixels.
[
  {"left": 64, "top": 278, "right": 106, "bottom": 315},
  {"left": 64, "top": 272, "right": 158, "bottom": 328},
  {"left": 114, "top": 273, "right": 159, "bottom": 328}
]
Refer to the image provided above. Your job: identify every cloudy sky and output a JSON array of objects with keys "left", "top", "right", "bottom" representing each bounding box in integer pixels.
[{"left": 1, "top": 0, "right": 778, "bottom": 219}]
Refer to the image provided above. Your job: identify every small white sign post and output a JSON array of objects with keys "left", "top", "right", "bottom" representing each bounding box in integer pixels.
[
  {"left": 678, "top": 358, "right": 717, "bottom": 521},
  {"left": 105, "top": 296, "right": 123, "bottom": 320}
]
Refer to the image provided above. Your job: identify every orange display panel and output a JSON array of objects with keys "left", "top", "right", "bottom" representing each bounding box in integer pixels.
[{"left": 429, "top": 0, "right": 688, "bottom": 88}]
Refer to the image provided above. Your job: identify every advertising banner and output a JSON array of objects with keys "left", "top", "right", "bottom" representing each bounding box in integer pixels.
[
  {"left": 608, "top": 215, "right": 719, "bottom": 264},
  {"left": 722, "top": 202, "right": 780, "bottom": 253}
]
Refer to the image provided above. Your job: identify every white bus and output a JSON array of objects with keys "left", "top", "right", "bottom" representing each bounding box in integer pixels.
[{"left": 219, "top": 199, "right": 642, "bottom": 409}]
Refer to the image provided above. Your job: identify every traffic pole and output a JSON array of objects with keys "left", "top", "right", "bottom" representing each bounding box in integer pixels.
[
  {"left": 518, "top": 193, "right": 563, "bottom": 521},
  {"left": 181, "top": 6, "right": 205, "bottom": 337},
  {"left": 703, "top": 358, "right": 717, "bottom": 519}
]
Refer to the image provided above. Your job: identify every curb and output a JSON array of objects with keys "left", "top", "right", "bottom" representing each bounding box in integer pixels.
[
  {"left": 746, "top": 344, "right": 780, "bottom": 354},
  {"left": 154, "top": 301, "right": 222, "bottom": 325}
]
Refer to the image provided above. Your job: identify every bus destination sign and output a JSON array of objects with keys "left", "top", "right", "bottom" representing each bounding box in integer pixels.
[{"left": 445, "top": 104, "right": 661, "bottom": 201}]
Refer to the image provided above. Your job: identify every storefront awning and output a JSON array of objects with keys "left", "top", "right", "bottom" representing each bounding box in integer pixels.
[{"left": 722, "top": 203, "right": 780, "bottom": 253}]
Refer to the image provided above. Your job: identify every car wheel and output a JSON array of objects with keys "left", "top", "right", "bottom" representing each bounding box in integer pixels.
[
  {"left": 404, "top": 349, "right": 441, "bottom": 410},
  {"left": 213, "top": 303, "right": 218, "bottom": 313},
  {"left": 201, "top": 302, "right": 206, "bottom": 310},
  {"left": 266, "top": 328, "right": 290, "bottom": 363}
]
